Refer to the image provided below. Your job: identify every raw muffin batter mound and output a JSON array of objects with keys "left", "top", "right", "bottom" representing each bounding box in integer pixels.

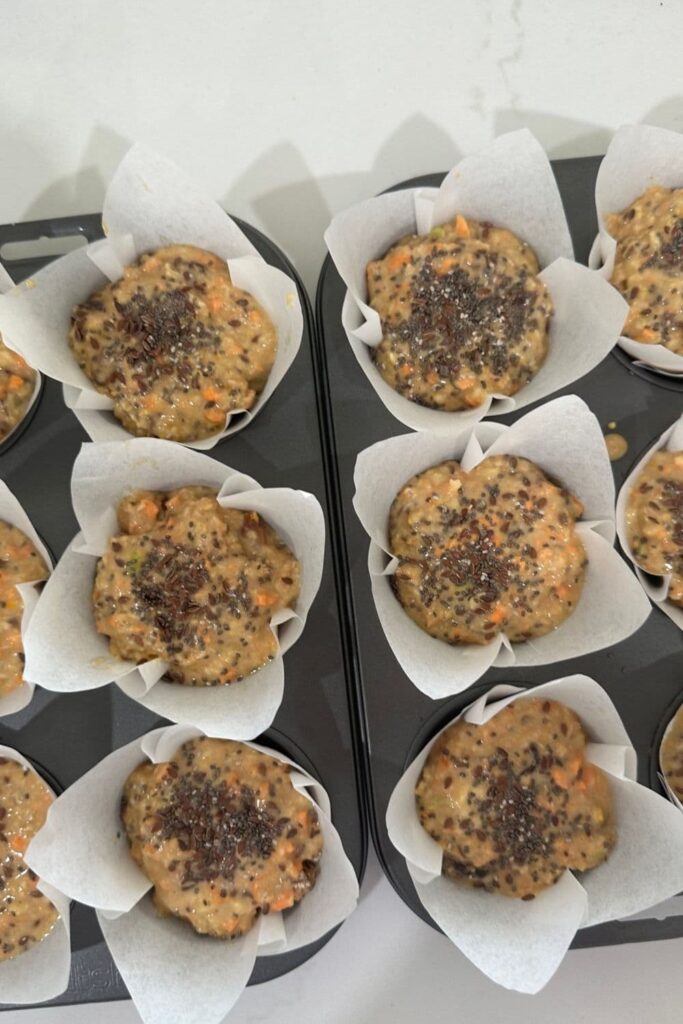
[
  {"left": 626, "top": 449, "right": 683, "bottom": 606},
  {"left": 366, "top": 216, "right": 552, "bottom": 410},
  {"left": 0, "top": 521, "right": 49, "bottom": 697},
  {"left": 69, "top": 244, "right": 277, "bottom": 441},
  {"left": 0, "top": 339, "right": 36, "bottom": 442},
  {"left": 389, "top": 455, "right": 587, "bottom": 645},
  {"left": 121, "top": 737, "right": 323, "bottom": 938},
  {"left": 607, "top": 185, "right": 683, "bottom": 354},
  {"left": 416, "top": 697, "right": 616, "bottom": 899},
  {"left": 0, "top": 757, "right": 58, "bottom": 959},
  {"left": 93, "top": 486, "right": 300, "bottom": 685},
  {"left": 661, "top": 703, "right": 683, "bottom": 801}
]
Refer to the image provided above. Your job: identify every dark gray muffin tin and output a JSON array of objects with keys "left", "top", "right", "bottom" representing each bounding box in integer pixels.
[
  {"left": 0, "top": 214, "right": 367, "bottom": 1007},
  {"left": 315, "top": 156, "right": 683, "bottom": 949}
]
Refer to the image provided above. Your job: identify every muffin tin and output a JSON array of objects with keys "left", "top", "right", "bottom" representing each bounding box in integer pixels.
[
  {"left": 315, "top": 155, "right": 683, "bottom": 948},
  {"left": 0, "top": 214, "right": 367, "bottom": 1007}
]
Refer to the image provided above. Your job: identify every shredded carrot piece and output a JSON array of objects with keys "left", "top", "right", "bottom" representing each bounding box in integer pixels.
[
  {"left": 9, "top": 835, "right": 28, "bottom": 854},
  {"left": 248, "top": 309, "right": 262, "bottom": 324},
  {"left": 271, "top": 891, "right": 295, "bottom": 913},
  {"left": 398, "top": 364, "right": 413, "bottom": 379},
  {"left": 454, "top": 214, "right": 470, "bottom": 237},
  {"left": 204, "top": 408, "right": 226, "bottom": 424},
  {"left": 387, "top": 247, "right": 410, "bottom": 272},
  {"left": 202, "top": 387, "right": 220, "bottom": 403},
  {"left": 254, "top": 591, "right": 278, "bottom": 608},
  {"left": 551, "top": 767, "right": 569, "bottom": 789},
  {"left": 641, "top": 328, "right": 656, "bottom": 341},
  {"left": 7, "top": 375, "right": 24, "bottom": 391}
]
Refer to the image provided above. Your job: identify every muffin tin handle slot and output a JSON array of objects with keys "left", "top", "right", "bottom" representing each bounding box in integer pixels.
[{"left": 0, "top": 214, "right": 103, "bottom": 276}]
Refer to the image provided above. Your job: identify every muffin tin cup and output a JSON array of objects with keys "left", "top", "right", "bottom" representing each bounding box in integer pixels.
[
  {"left": 615, "top": 411, "right": 683, "bottom": 631},
  {"left": 23, "top": 438, "right": 325, "bottom": 739},
  {"left": 653, "top": 688, "right": 683, "bottom": 811},
  {"left": 386, "top": 674, "right": 683, "bottom": 993},
  {"left": 0, "top": 743, "right": 70, "bottom": 1005},
  {"left": 0, "top": 481, "right": 53, "bottom": 718},
  {"left": 25, "top": 723, "right": 359, "bottom": 1024},
  {"left": 0, "top": 266, "right": 43, "bottom": 458},
  {"left": 589, "top": 123, "right": 683, "bottom": 377},
  {"left": 0, "top": 145, "right": 304, "bottom": 448},
  {"left": 325, "top": 128, "right": 627, "bottom": 435},
  {"left": 353, "top": 394, "right": 651, "bottom": 697}
]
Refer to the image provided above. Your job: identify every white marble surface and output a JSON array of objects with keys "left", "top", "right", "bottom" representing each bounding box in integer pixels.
[{"left": 1, "top": 0, "right": 683, "bottom": 1020}]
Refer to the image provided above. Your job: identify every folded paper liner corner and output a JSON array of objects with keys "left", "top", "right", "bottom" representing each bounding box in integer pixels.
[
  {"left": 0, "top": 744, "right": 70, "bottom": 1004},
  {"left": 353, "top": 395, "right": 652, "bottom": 698},
  {"left": 25, "top": 723, "right": 359, "bottom": 1024},
  {"left": 0, "top": 143, "right": 304, "bottom": 449},
  {"left": 324, "top": 127, "right": 627, "bottom": 435},
  {"left": 589, "top": 123, "right": 683, "bottom": 376},
  {"left": 0, "top": 481, "right": 53, "bottom": 718},
  {"left": 386, "top": 673, "right": 683, "bottom": 994},
  {"left": 616, "top": 411, "right": 683, "bottom": 633},
  {"left": 23, "top": 438, "right": 325, "bottom": 739},
  {"left": 0, "top": 265, "right": 42, "bottom": 454}
]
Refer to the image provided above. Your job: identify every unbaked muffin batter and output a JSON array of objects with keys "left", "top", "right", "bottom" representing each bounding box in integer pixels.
[
  {"left": 416, "top": 697, "right": 615, "bottom": 899},
  {"left": 366, "top": 216, "right": 552, "bottom": 410},
  {"left": 0, "top": 522, "right": 49, "bottom": 697},
  {"left": 607, "top": 185, "right": 683, "bottom": 354},
  {"left": 94, "top": 487, "right": 300, "bottom": 686},
  {"left": 122, "top": 737, "right": 322, "bottom": 938},
  {"left": 69, "top": 244, "right": 277, "bottom": 442},
  {"left": 0, "top": 339, "right": 36, "bottom": 443},
  {"left": 626, "top": 448, "right": 683, "bottom": 606},
  {"left": 661, "top": 703, "right": 683, "bottom": 801},
  {"left": 0, "top": 757, "right": 58, "bottom": 959},
  {"left": 389, "top": 455, "right": 586, "bottom": 645}
]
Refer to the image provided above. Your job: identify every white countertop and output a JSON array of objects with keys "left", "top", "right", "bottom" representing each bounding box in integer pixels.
[{"left": 1, "top": 1, "right": 683, "bottom": 1020}]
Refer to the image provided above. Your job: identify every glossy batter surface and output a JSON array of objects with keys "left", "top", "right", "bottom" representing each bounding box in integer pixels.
[
  {"left": 661, "top": 704, "right": 683, "bottom": 801},
  {"left": 0, "top": 522, "right": 49, "bottom": 697},
  {"left": 69, "top": 244, "right": 277, "bottom": 441},
  {"left": 389, "top": 456, "right": 586, "bottom": 645},
  {"left": 367, "top": 216, "right": 552, "bottom": 410},
  {"left": 0, "top": 758, "right": 58, "bottom": 959},
  {"left": 0, "top": 339, "right": 36, "bottom": 442},
  {"left": 416, "top": 697, "right": 615, "bottom": 899},
  {"left": 122, "top": 738, "right": 322, "bottom": 938},
  {"left": 607, "top": 185, "right": 683, "bottom": 354},
  {"left": 626, "top": 449, "right": 683, "bottom": 606},
  {"left": 94, "top": 487, "right": 300, "bottom": 686}
]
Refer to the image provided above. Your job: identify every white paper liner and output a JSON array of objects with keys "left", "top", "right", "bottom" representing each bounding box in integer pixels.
[
  {"left": 325, "top": 129, "right": 627, "bottom": 434},
  {"left": 589, "top": 124, "right": 683, "bottom": 376},
  {"left": 25, "top": 723, "right": 359, "bottom": 1024},
  {"left": 658, "top": 703, "right": 683, "bottom": 812},
  {"left": 0, "top": 482, "right": 52, "bottom": 718},
  {"left": 0, "top": 744, "right": 70, "bottom": 1004},
  {"left": 354, "top": 395, "right": 651, "bottom": 697},
  {"left": 23, "top": 439, "right": 325, "bottom": 738},
  {"left": 615, "top": 412, "right": 683, "bottom": 632},
  {"left": 0, "top": 145, "right": 304, "bottom": 447},
  {"left": 386, "top": 674, "right": 683, "bottom": 993},
  {"left": 0, "top": 267, "right": 42, "bottom": 452}
]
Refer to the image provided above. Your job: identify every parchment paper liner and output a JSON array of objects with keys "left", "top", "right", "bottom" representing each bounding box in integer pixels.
[
  {"left": 0, "top": 481, "right": 52, "bottom": 717},
  {"left": 386, "top": 674, "right": 683, "bottom": 993},
  {"left": 325, "top": 128, "right": 627, "bottom": 434},
  {"left": 0, "top": 145, "right": 304, "bottom": 447},
  {"left": 658, "top": 699, "right": 683, "bottom": 811},
  {"left": 25, "top": 723, "right": 359, "bottom": 1024},
  {"left": 23, "top": 439, "right": 325, "bottom": 738},
  {"left": 353, "top": 395, "right": 651, "bottom": 697},
  {"left": 0, "top": 265, "right": 42, "bottom": 453},
  {"left": 615, "top": 412, "right": 683, "bottom": 631},
  {"left": 589, "top": 123, "right": 683, "bottom": 376},
  {"left": 0, "top": 744, "right": 70, "bottom": 1004}
]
